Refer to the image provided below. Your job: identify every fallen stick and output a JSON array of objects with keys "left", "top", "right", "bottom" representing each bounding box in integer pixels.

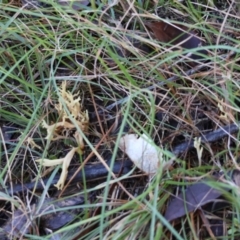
[
  {"left": 3, "top": 122, "right": 239, "bottom": 195},
  {"left": 2, "top": 159, "right": 133, "bottom": 195}
]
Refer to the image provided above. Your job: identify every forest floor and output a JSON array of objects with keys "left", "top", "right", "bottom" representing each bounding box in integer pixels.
[{"left": 1, "top": 0, "right": 240, "bottom": 239}]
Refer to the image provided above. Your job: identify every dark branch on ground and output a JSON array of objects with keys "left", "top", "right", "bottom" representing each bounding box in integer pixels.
[{"left": 2, "top": 122, "right": 239, "bottom": 195}]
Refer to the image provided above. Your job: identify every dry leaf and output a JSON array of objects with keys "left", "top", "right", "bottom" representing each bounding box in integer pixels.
[
  {"left": 144, "top": 21, "right": 207, "bottom": 60},
  {"left": 165, "top": 178, "right": 223, "bottom": 222},
  {"left": 165, "top": 170, "right": 240, "bottom": 222},
  {"left": 119, "top": 134, "right": 173, "bottom": 175}
]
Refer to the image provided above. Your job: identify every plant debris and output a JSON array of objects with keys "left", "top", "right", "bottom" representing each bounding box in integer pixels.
[
  {"left": 36, "top": 81, "right": 89, "bottom": 190},
  {"left": 119, "top": 134, "right": 174, "bottom": 175},
  {"left": 165, "top": 170, "right": 240, "bottom": 222},
  {"left": 3, "top": 159, "right": 133, "bottom": 195},
  {"left": 1, "top": 0, "right": 240, "bottom": 239},
  {"left": 0, "top": 195, "right": 84, "bottom": 239},
  {"left": 144, "top": 21, "right": 207, "bottom": 61}
]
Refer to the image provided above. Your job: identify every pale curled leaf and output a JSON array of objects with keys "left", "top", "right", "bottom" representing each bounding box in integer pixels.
[{"left": 119, "top": 134, "right": 173, "bottom": 175}]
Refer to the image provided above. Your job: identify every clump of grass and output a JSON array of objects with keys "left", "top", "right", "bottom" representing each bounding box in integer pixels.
[{"left": 1, "top": 0, "right": 240, "bottom": 239}]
